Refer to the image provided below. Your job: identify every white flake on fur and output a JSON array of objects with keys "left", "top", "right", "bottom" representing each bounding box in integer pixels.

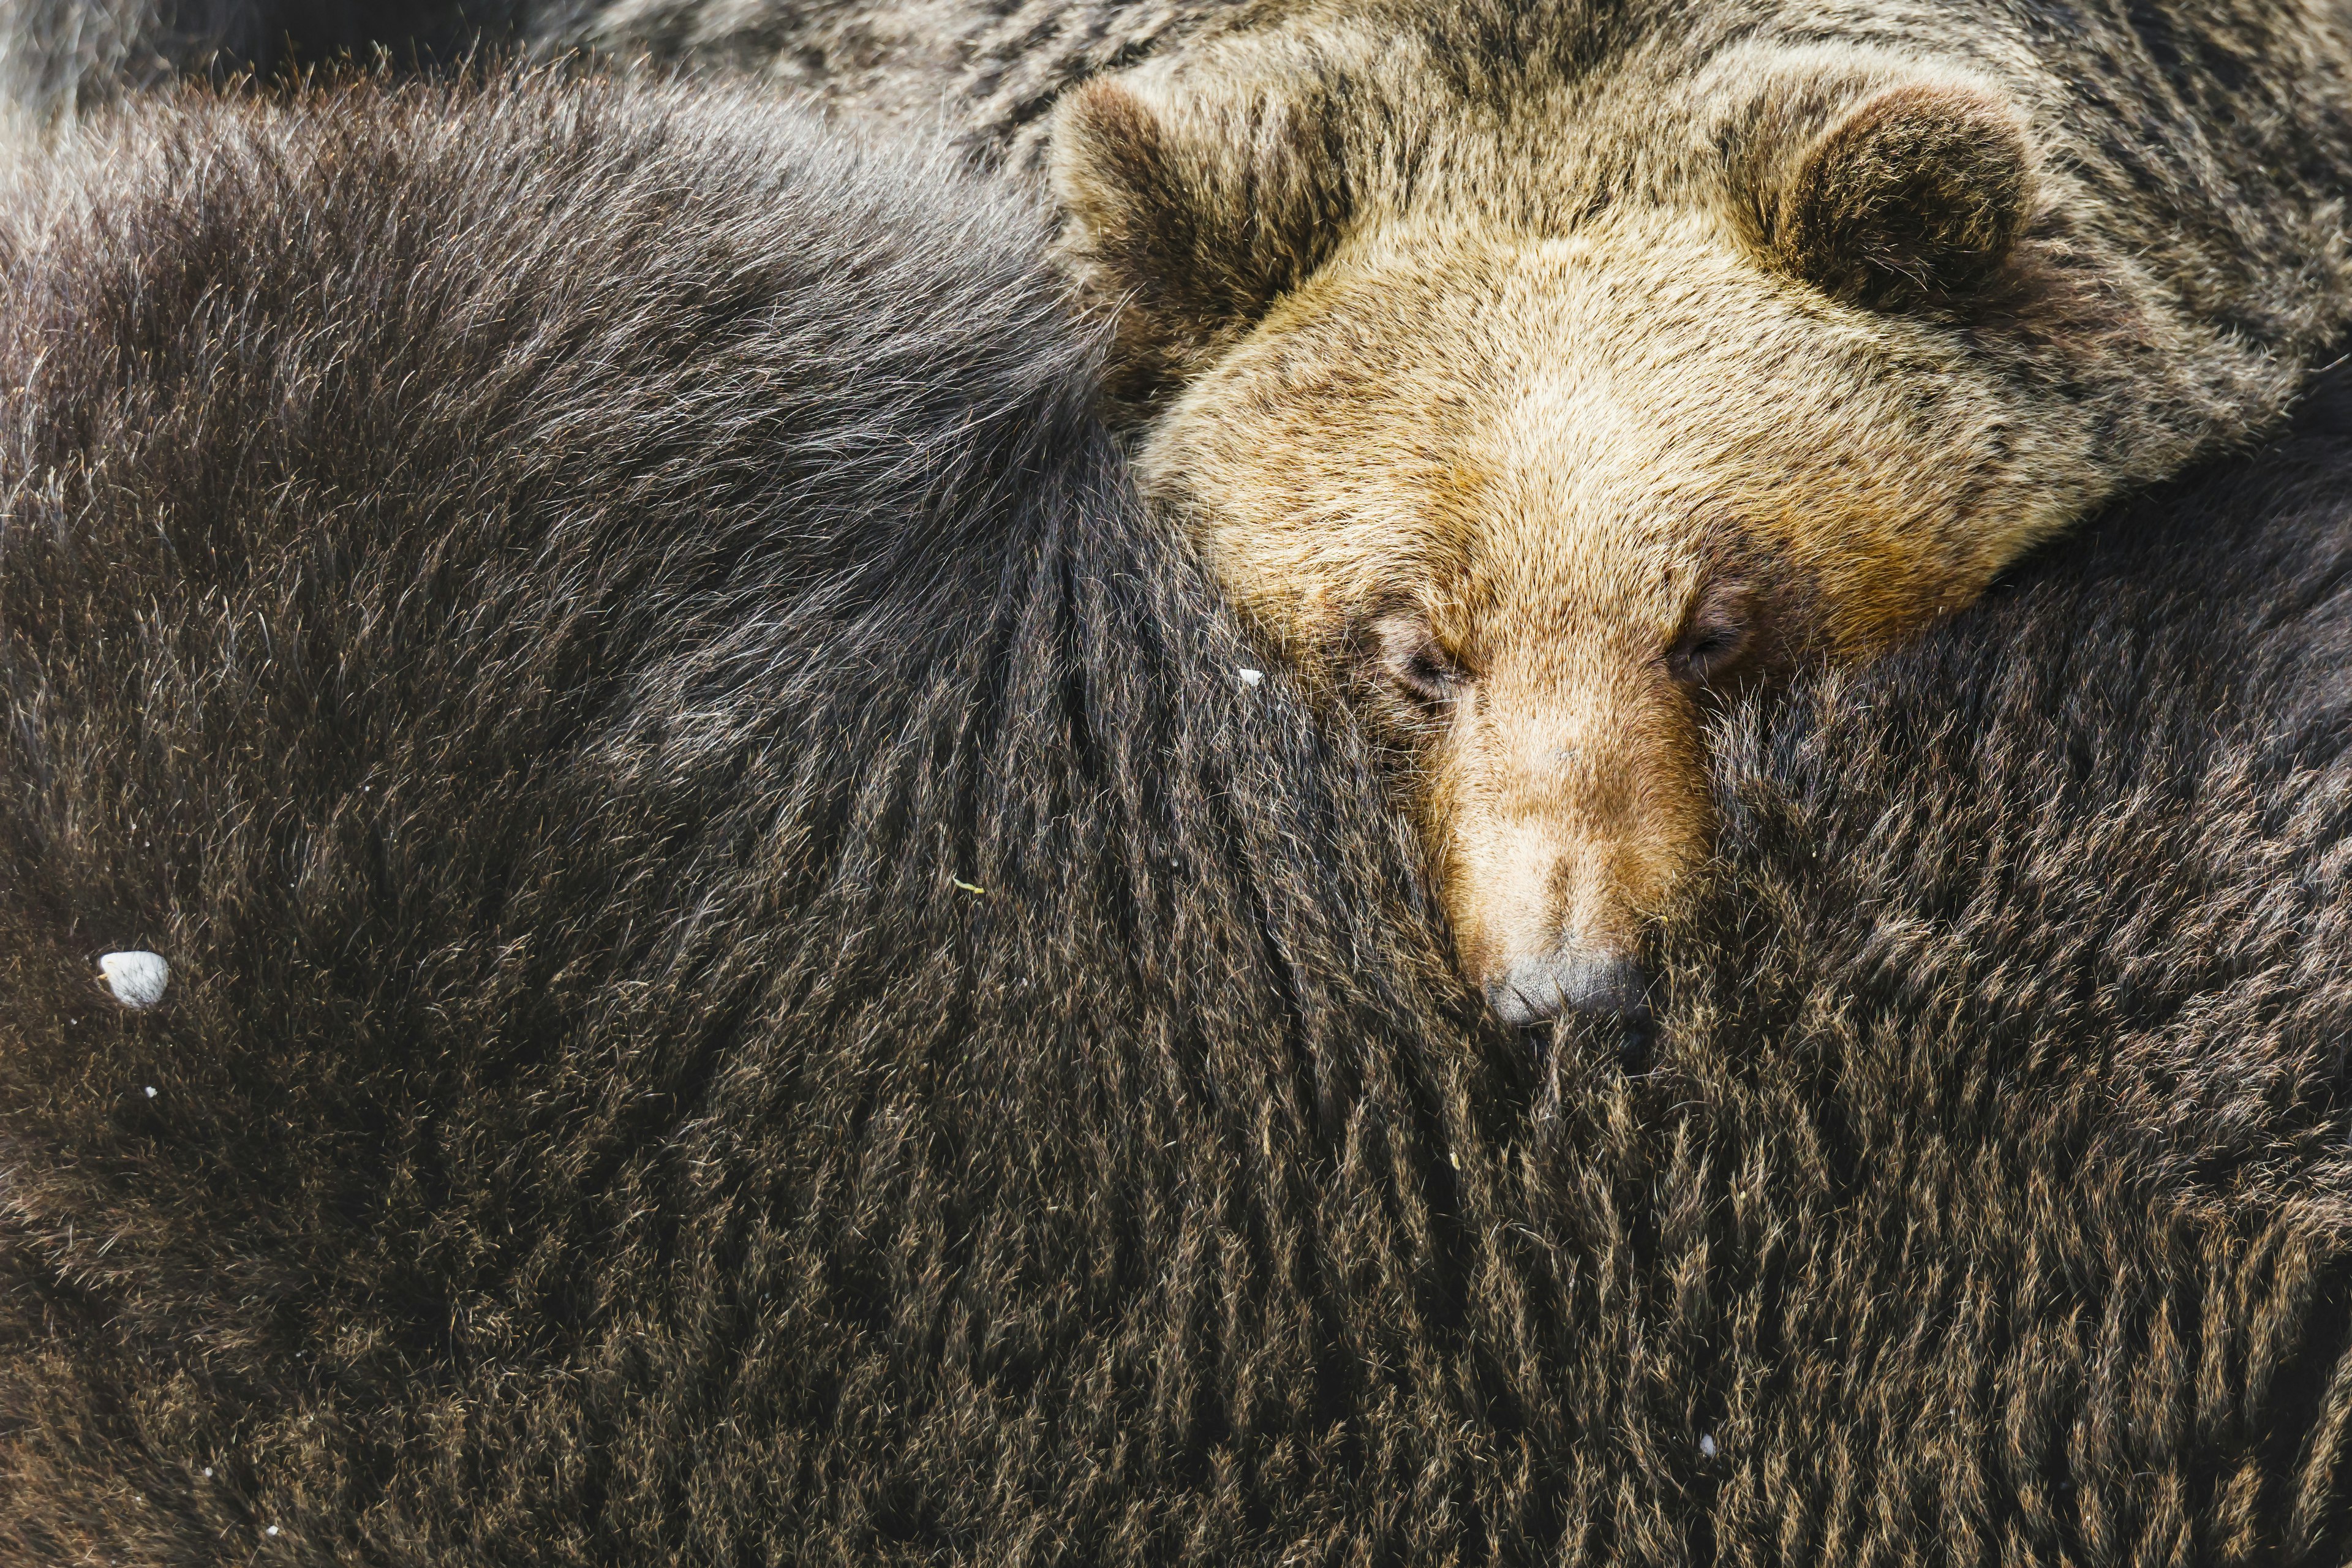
[{"left": 98, "top": 951, "right": 170, "bottom": 1009}]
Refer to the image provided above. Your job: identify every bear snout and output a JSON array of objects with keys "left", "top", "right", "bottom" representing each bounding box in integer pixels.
[{"left": 1484, "top": 946, "right": 1649, "bottom": 1026}]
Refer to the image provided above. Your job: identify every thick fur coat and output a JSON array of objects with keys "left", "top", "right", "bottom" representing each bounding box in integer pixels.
[
  {"left": 5, "top": 73, "right": 2352, "bottom": 1564},
  {"left": 0, "top": 0, "right": 1194, "bottom": 138},
  {"left": 1038, "top": 0, "right": 2352, "bottom": 1016},
  {"left": 29, "top": 0, "right": 2352, "bottom": 1028},
  {"left": 0, "top": 0, "right": 518, "bottom": 130}
]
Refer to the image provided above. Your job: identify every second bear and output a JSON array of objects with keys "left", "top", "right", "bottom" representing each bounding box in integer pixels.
[{"left": 1050, "top": 0, "right": 2352, "bottom": 1020}]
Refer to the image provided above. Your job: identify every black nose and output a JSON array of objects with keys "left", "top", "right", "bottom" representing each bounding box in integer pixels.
[{"left": 1487, "top": 949, "right": 1648, "bottom": 1026}]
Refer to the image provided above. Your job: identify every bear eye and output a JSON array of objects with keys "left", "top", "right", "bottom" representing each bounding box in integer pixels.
[
  {"left": 1668, "top": 588, "right": 1755, "bottom": 688},
  {"left": 1367, "top": 614, "right": 1470, "bottom": 707}
]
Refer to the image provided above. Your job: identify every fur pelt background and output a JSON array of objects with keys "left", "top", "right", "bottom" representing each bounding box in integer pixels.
[
  {"left": 4, "top": 73, "right": 2351, "bottom": 1565},
  {"left": 0, "top": 0, "right": 524, "bottom": 129},
  {"left": 0, "top": 0, "right": 1212, "bottom": 137},
  {"left": 551, "top": 0, "right": 1223, "bottom": 151}
]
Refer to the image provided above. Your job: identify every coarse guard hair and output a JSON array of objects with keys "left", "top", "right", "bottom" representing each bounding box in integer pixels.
[{"left": 3, "top": 69, "right": 2352, "bottom": 1564}]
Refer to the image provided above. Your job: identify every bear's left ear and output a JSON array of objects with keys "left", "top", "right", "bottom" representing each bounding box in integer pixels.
[
  {"left": 1750, "top": 81, "right": 2035, "bottom": 308},
  {"left": 1050, "top": 67, "right": 1353, "bottom": 401}
]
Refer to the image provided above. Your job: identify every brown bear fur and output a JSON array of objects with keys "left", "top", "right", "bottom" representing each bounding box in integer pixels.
[
  {"left": 0, "top": 0, "right": 523, "bottom": 132},
  {"left": 541, "top": 0, "right": 1234, "bottom": 149},
  {"left": 0, "top": 0, "right": 1232, "bottom": 141},
  {"left": 1049, "top": 1, "right": 2352, "bottom": 1019},
  {"left": 9, "top": 72, "right": 2352, "bottom": 1562}
]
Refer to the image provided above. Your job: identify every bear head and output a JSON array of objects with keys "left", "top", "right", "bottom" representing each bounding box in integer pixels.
[{"left": 1051, "top": 24, "right": 2155, "bottom": 1025}]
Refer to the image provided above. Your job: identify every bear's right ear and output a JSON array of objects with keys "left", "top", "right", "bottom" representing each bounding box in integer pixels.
[
  {"left": 1050, "top": 71, "right": 1352, "bottom": 401},
  {"left": 1748, "top": 80, "right": 2034, "bottom": 309}
]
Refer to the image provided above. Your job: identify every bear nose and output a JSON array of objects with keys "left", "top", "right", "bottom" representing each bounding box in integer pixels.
[{"left": 1485, "top": 949, "right": 1648, "bottom": 1025}]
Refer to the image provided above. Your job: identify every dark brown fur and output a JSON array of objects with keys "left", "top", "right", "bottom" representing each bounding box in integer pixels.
[
  {"left": 5, "top": 73, "right": 2352, "bottom": 1561},
  {"left": 0, "top": 0, "right": 524, "bottom": 129},
  {"left": 0, "top": 0, "right": 1233, "bottom": 138}
]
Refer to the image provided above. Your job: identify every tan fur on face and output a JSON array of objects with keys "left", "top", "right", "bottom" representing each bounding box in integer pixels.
[
  {"left": 1427, "top": 636, "right": 1712, "bottom": 982},
  {"left": 1053, "top": 12, "right": 2352, "bottom": 1006},
  {"left": 1139, "top": 209, "right": 2090, "bottom": 986}
]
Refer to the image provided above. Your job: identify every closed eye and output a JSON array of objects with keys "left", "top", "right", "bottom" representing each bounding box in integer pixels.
[
  {"left": 1390, "top": 641, "right": 1464, "bottom": 703},
  {"left": 1668, "top": 586, "right": 1755, "bottom": 687},
  {"left": 1366, "top": 613, "right": 1471, "bottom": 707},
  {"left": 1681, "top": 625, "right": 1741, "bottom": 665}
]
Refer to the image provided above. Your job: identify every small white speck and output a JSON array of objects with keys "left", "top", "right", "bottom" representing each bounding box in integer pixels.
[
  {"left": 1447, "top": 1150, "right": 1460, "bottom": 1169},
  {"left": 98, "top": 951, "right": 170, "bottom": 1009},
  {"left": 1237, "top": 667, "right": 1264, "bottom": 687},
  {"left": 266, "top": 1526, "right": 279, "bottom": 1537},
  {"left": 202, "top": 1468, "right": 213, "bottom": 1478},
  {"left": 143, "top": 1086, "right": 157, "bottom": 1099},
  {"left": 1698, "top": 1434, "right": 1717, "bottom": 1459}
]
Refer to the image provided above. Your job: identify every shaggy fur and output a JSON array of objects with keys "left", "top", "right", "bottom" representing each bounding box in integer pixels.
[
  {"left": 1041, "top": 0, "right": 2352, "bottom": 1016},
  {"left": 43, "top": 0, "right": 2348, "bottom": 1027},
  {"left": 0, "top": 0, "right": 1226, "bottom": 138},
  {"left": 6, "top": 72, "right": 2352, "bottom": 1564},
  {"left": 551, "top": 0, "right": 1232, "bottom": 146},
  {"left": 0, "top": 0, "right": 519, "bottom": 129}
]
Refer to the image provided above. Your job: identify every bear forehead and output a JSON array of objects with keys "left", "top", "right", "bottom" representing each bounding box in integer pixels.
[
  {"left": 1246, "top": 209, "right": 1984, "bottom": 447},
  {"left": 1145, "top": 210, "right": 2032, "bottom": 616}
]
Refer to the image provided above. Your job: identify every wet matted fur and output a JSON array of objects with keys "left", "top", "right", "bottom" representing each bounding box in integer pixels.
[
  {"left": 4, "top": 75, "right": 2352, "bottom": 1563},
  {"left": 0, "top": 0, "right": 1211, "bottom": 134}
]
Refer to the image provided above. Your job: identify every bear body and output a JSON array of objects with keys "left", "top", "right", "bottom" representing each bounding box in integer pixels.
[
  {"left": 0, "top": 70, "right": 1478, "bottom": 1559},
  {"left": 0, "top": 0, "right": 517, "bottom": 131},
  {"left": 6, "top": 70, "right": 2352, "bottom": 1563},
  {"left": 35, "top": 0, "right": 2349, "bottom": 1026},
  {"left": 0, "top": 0, "right": 1200, "bottom": 141},
  {"left": 1048, "top": 0, "right": 2352, "bottom": 1019}
]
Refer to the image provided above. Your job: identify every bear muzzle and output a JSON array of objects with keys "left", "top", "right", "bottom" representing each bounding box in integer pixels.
[
  {"left": 1483, "top": 944, "right": 1650, "bottom": 1026},
  {"left": 1419, "top": 647, "right": 1713, "bottom": 1028}
]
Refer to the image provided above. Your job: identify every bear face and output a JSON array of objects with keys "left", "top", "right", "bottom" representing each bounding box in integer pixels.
[
  {"left": 1052, "top": 21, "right": 2260, "bottom": 1022},
  {"left": 1137, "top": 210, "right": 2087, "bottom": 1019}
]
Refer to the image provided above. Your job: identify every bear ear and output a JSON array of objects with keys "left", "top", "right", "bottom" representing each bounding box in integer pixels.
[
  {"left": 1050, "top": 71, "right": 1352, "bottom": 401},
  {"left": 1757, "top": 82, "right": 2034, "bottom": 308}
]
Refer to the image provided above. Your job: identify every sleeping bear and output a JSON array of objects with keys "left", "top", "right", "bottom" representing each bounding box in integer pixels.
[
  {"left": 34, "top": 0, "right": 2348, "bottom": 1034},
  {"left": 1045, "top": 0, "right": 2352, "bottom": 1020},
  {"left": 5, "top": 69, "right": 2352, "bottom": 1565}
]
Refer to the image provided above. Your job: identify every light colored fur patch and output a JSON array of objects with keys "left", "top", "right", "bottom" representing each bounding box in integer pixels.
[{"left": 1054, "top": 7, "right": 2352, "bottom": 1008}]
